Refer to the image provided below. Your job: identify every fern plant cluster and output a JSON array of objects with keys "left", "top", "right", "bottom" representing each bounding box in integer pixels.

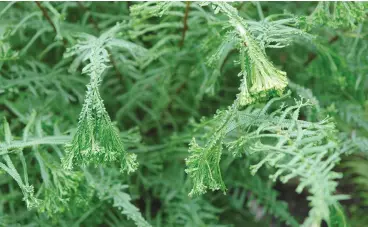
[{"left": 0, "top": 1, "right": 367, "bottom": 227}]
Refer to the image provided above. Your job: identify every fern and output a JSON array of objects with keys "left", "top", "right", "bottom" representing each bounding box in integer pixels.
[
  {"left": 35, "top": 150, "right": 92, "bottom": 218},
  {"left": 85, "top": 169, "right": 151, "bottom": 227},
  {"left": 0, "top": 113, "right": 63, "bottom": 210},
  {"left": 212, "top": 2, "right": 288, "bottom": 106},
  {"left": 344, "top": 157, "right": 368, "bottom": 205},
  {"left": 62, "top": 24, "right": 138, "bottom": 174},
  {"left": 0, "top": 2, "right": 367, "bottom": 226}
]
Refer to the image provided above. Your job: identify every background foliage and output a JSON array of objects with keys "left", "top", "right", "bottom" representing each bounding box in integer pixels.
[{"left": 0, "top": 1, "right": 367, "bottom": 226}]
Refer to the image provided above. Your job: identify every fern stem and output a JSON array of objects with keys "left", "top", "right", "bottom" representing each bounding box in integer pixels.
[
  {"left": 0, "top": 136, "right": 71, "bottom": 156},
  {"left": 179, "top": 1, "right": 191, "bottom": 48},
  {"left": 35, "top": 2, "right": 56, "bottom": 34},
  {"left": 35, "top": 2, "right": 66, "bottom": 45}
]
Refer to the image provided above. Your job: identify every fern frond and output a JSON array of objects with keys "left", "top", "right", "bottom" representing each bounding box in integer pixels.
[
  {"left": 35, "top": 150, "right": 92, "bottom": 217},
  {"left": 185, "top": 105, "right": 237, "bottom": 196},
  {"left": 247, "top": 15, "right": 314, "bottom": 49},
  {"left": 0, "top": 117, "right": 40, "bottom": 209},
  {"left": 86, "top": 169, "right": 151, "bottom": 227},
  {"left": 305, "top": 2, "right": 366, "bottom": 30},
  {"left": 231, "top": 166, "right": 299, "bottom": 226},
  {"left": 339, "top": 103, "right": 368, "bottom": 132},
  {"left": 130, "top": 2, "right": 175, "bottom": 19},
  {"left": 343, "top": 157, "right": 368, "bottom": 206},
  {"left": 186, "top": 95, "right": 347, "bottom": 226},
  {"left": 213, "top": 2, "right": 288, "bottom": 106},
  {"left": 62, "top": 24, "right": 138, "bottom": 174}
]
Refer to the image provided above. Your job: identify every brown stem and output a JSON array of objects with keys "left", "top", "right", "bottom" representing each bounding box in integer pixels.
[
  {"left": 35, "top": 2, "right": 67, "bottom": 45},
  {"left": 328, "top": 35, "right": 339, "bottom": 44},
  {"left": 179, "top": 2, "right": 191, "bottom": 48},
  {"left": 35, "top": 2, "right": 56, "bottom": 34},
  {"left": 304, "top": 35, "right": 339, "bottom": 67},
  {"left": 303, "top": 53, "right": 317, "bottom": 67}
]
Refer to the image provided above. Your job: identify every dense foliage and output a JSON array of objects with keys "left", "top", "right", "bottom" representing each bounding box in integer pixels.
[{"left": 0, "top": 1, "right": 367, "bottom": 226}]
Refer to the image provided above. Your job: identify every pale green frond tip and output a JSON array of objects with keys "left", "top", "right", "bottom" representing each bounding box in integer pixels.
[
  {"left": 237, "top": 77, "right": 254, "bottom": 106},
  {"left": 120, "top": 153, "right": 138, "bottom": 174},
  {"left": 22, "top": 185, "right": 41, "bottom": 209},
  {"left": 237, "top": 59, "right": 287, "bottom": 106},
  {"left": 249, "top": 64, "right": 287, "bottom": 95},
  {"left": 185, "top": 138, "right": 226, "bottom": 197}
]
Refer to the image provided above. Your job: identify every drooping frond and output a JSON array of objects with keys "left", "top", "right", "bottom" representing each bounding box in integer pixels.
[
  {"left": 62, "top": 24, "right": 138, "bottom": 174},
  {"left": 185, "top": 105, "right": 236, "bottom": 196},
  {"left": 212, "top": 2, "right": 288, "bottom": 106}
]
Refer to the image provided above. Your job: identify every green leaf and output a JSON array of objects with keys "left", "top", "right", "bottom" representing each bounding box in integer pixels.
[{"left": 328, "top": 203, "right": 348, "bottom": 227}]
